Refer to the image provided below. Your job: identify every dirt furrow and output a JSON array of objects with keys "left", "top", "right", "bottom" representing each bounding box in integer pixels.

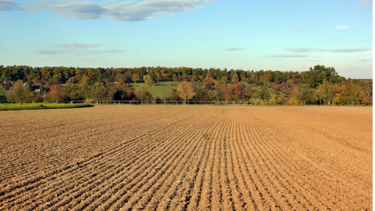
[
  {"left": 146, "top": 111, "right": 223, "bottom": 211},
  {"left": 251, "top": 114, "right": 370, "bottom": 209},
  {"left": 238, "top": 110, "right": 335, "bottom": 209},
  {"left": 1, "top": 127, "right": 163, "bottom": 208},
  {"left": 241, "top": 120, "right": 314, "bottom": 210},
  {"left": 108, "top": 111, "right": 219, "bottom": 210},
  {"left": 0, "top": 107, "right": 193, "bottom": 183},
  {"left": 237, "top": 120, "right": 308, "bottom": 210},
  {"left": 0, "top": 109, "right": 198, "bottom": 209},
  {"left": 225, "top": 118, "right": 251, "bottom": 211},
  {"left": 77, "top": 124, "right": 196, "bottom": 210}
]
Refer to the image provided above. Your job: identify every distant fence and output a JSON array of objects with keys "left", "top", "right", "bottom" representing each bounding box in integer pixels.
[
  {"left": 0, "top": 99, "right": 253, "bottom": 105},
  {"left": 71, "top": 100, "right": 254, "bottom": 105}
]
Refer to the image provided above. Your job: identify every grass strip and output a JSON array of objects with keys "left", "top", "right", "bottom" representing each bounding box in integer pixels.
[{"left": 0, "top": 103, "right": 93, "bottom": 111}]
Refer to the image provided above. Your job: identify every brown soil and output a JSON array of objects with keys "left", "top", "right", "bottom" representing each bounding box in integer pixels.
[{"left": 0, "top": 105, "right": 372, "bottom": 210}]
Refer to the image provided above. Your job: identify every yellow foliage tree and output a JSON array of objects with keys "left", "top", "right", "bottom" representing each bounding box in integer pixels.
[
  {"left": 143, "top": 75, "right": 153, "bottom": 84},
  {"left": 177, "top": 81, "right": 195, "bottom": 104}
]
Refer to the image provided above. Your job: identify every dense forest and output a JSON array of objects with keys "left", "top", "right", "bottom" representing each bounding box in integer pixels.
[{"left": 0, "top": 65, "right": 372, "bottom": 105}]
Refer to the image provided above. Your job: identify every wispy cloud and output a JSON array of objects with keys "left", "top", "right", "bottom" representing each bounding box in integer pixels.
[
  {"left": 36, "top": 42, "right": 123, "bottom": 55},
  {"left": 55, "top": 43, "right": 104, "bottom": 49},
  {"left": 329, "top": 48, "right": 372, "bottom": 53},
  {"left": 285, "top": 47, "right": 372, "bottom": 53},
  {"left": 86, "top": 49, "right": 123, "bottom": 54},
  {"left": 6, "top": 0, "right": 212, "bottom": 22},
  {"left": 224, "top": 48, "right": 246, "bottom": 51},
  {"left": 0, "top": 0, "right": 19, "bottom": 10},
  {"left": 291, "top": 29, "right": 304, "bottom": 32},
  {"left": 264, "top": 54, "right": 307, "bottom": 58},
  {"left": 35, "top": 49, "right": 69, "bottom": 55},
  {"left": 356, "top": 0, "right": 372, "bottom": 8},
  {"left": 336, "top": 25, "right": 348, "bottom": 30},
  {"left": 357, "top": 59, "right": 372, "bottom": 62}
]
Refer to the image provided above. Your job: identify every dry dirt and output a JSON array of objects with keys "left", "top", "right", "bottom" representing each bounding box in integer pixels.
[{"left": 0, "top": 105, "right": 372, "bottom": 210}]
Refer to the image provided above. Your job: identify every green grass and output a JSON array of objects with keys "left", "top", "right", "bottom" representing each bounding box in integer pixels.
[
  {"left": 0, "top": 103, "right": 93, "bottom": 111},
  {"left": 131, "top": 82, "right": 178, "bottom": 98}
]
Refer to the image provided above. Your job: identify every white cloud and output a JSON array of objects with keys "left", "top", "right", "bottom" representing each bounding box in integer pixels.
[
  {"left": 11, "top": 0, "right": 212, "bottom": 22},
  {"left": 264, "top": 54, "right": 307, "bottom": 58},
  {"left": 336, "top": 25, "right": 348, "bottom": 30},
  {"left": 286, "top": 47, "right": 372, "bottom": 53},
  {"left": 35, "top": 49, "right": 69, "bottom": 55},
  {"left": 55, "top": 43, "right": 104, "bottom": 49},
  {"left": 224, "top": 48, "right": 246, "bottom": 51},
  {"left": 86, "top": 49, "right": 123, "bottom": 54},
  {"left": 36, "top": 42, "right": 123, "bottom": 55}
]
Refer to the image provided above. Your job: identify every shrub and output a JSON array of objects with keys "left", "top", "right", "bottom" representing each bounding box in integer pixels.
[{"left": 6, "top": 80, "right": 29, "bottom": 103}]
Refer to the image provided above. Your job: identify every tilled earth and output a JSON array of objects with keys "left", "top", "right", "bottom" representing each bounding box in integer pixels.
[{"left": 0, "top": 105, "right": 372, "bottom": 210}]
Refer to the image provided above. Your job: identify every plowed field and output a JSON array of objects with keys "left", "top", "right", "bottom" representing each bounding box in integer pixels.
[{"left": 0, "top": 105, "right": 372, "bottom": 210}]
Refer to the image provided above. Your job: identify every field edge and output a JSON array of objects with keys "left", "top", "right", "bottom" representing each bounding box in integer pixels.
[{"left": 0, "top": 103, "right": 93, "bottom": 111}]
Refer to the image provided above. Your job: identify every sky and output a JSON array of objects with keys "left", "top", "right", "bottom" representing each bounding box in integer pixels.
[{"left": 0, "top": 0, "right": 373, "bottom": 79}]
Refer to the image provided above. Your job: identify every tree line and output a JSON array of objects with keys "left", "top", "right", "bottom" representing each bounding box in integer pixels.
[{"left": 0, "top": 65, "right": 372, "bottom": 105}]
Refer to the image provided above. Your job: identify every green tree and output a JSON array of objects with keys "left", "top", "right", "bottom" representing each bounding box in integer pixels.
[
  {"left": 135, "top": 86, "right": 150, "bottom": 104},
  {"left": 112, "top": 84, "right": 134, "bottom": 100},
  {"left": 298, "top": 85, "right": 316, "bottom": 105},
  {"left": 132, "top": 73, "right": 141, "bottom": 83},
  {"left": 6, "top": 80, "right": 29, "bottom": 103},
  {"left": 340, "top": 79, "right": 359, "bottom": 105},
  {"left": 91, "top": 82, "right": 108, "bottom": 102},
  {"left": 29, "top": 91, "right": 42, "bottom": 103},
  {"left": 257, "top": 85, "right": 271, "bottom": 105},
  {"left": 80, "top": 75, "right": 93, "bottom": 99},
  {"left": 40, "top": 66, "right": 52, "bottom": 82},
  {"left": 63, "top": 83, "right": 83, "bottom": 101},
  {"left": 303, "top": 65, "right": 341, "bottom": 88},
  {"left": 0, "top": 84, "right": 6, "bottom": 102},
  {"left": 232, "top": 73, "right": 239, "bottom": 83},
  {"left": 315, "top": 81, "right": 329, "bottom": 105}
]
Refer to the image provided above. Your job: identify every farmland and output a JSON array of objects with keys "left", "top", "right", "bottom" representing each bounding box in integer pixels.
[{"left": 0, "top": 105, "right": 372, "bottom": 210}]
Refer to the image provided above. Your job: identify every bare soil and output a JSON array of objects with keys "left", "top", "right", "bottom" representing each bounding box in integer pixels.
[{"left": 0, "top": 105, "right": 372, "bottom": 210}]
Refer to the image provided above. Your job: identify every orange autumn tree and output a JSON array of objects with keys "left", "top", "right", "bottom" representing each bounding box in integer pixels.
[{"left": 46, "top": 85, "right": 64, "bottom": 103}]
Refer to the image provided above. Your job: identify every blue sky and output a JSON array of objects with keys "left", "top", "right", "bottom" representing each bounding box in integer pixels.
[{"left": 0, "top": 0, "right": 373, "bottom": 79}]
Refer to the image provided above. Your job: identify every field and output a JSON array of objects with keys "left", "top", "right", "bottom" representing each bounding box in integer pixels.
[
  {"left": 132, "top": 82, "right": 178, "bottom": 98},
  {"left": 0, "top": 105, "right": 372, "bottom": 210}
]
